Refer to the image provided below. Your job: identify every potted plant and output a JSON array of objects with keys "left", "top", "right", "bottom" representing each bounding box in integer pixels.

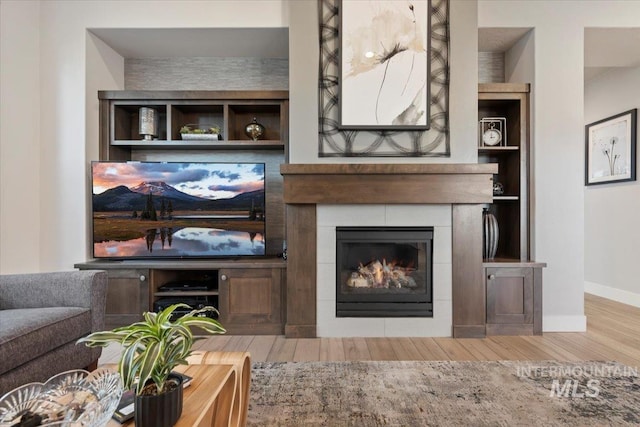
[
  {"left": 78, "top": 303, "right": 225, "bottom": 427},
  {"left": 179, "top": 124, "right": 222, "bottom": 140}
]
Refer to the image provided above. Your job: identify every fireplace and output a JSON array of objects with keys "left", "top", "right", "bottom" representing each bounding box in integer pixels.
[
  {"left": 336, "top": 227, "right": 433, "bottom": 317},
  {"left": 281, "top": 163, "right": 495, "bottom": 338}
]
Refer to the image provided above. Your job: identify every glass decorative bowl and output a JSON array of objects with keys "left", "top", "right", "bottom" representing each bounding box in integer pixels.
[{"left": 0, "top": 368, "right": 123, "bottom": 427}]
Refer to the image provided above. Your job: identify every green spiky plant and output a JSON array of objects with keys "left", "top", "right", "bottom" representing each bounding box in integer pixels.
[{"left": 78, "top": 304, "right": 225, "bottom": 395}]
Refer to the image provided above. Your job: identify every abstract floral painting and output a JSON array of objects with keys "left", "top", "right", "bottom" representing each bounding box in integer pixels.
[
  {"left": 340, "top": 0, "right": 430, "bottom": 129},
  {"left": 585, "top": 109, "right": 637, "bottom": 186},
  {"left": 318, "top": 0, "right": 449, "bottom": 157}
]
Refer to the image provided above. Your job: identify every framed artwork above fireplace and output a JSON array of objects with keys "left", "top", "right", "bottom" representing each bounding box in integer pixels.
[{"left": 318, "top": 0, "right": 450, "bottom": 157}]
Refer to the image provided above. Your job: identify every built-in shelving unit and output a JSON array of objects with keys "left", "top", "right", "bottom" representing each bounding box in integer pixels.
[
  {"left": 78, "top": 90, "right": 289, "bottom": 334},
  {"left": 478, "top": 83, "right": 530, "bottom": 261},
  {"left": 478, "top": 83, "right": 544, "bottom": 336},
  {"left": 100, "top": 90, "right": 289, "bottom": 160}
]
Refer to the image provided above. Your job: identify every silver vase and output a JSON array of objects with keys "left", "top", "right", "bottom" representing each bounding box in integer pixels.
[
  {"left": 139, "top": 107, "right": 158, "bottom": 141},
  {"left": 483, "top": 208, "right": 499, "bottom": 259}
]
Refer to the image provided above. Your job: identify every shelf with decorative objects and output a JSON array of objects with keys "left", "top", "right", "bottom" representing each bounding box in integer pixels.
[
  {"left": 478, "top": 83, "right": 530, "bottom": 262},
  {"left": 99, "top": 90, "right": 289, "bottom": 158},
  {"left": 478, "top": 83, "right": 544, "bottom": 336}
]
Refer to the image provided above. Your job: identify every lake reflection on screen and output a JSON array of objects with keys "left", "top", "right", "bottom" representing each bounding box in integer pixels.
[{"left": 93, "top": 227, "right": 265, "bottom": 258}]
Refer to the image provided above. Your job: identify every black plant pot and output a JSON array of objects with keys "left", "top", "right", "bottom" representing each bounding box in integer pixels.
[{"left": 134, "top": 374, "right": 183, "bottom": 427}]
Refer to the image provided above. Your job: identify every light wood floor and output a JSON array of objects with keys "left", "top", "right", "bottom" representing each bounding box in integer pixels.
[{"left": 98, "top": 293, "right": 640, "bottom": 367}]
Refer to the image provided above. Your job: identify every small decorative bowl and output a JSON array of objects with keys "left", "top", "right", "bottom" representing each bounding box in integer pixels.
[
  {"left": 179, "top": 124, "right": 221, "bottom": 140},
  {"left": 0, "top": 368, "right": 123, "bottom": 427}
]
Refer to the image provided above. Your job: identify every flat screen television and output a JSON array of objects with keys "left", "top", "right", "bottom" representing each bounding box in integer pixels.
[{"left": 91, "top": 161, "right": 266, "bottom": 259}]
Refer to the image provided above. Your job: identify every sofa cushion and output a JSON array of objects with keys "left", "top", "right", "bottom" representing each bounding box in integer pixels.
[{"left": 0, "top": 307, "right": 91, "bottom": 375}]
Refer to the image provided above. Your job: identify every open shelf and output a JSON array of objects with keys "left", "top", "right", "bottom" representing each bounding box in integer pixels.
[
  {"left": 479, "top": 83, "right": 530, "bottom": 261},
  {"left": 101, "top": 91, "right": 288, "bottom": 157},
  {"left": 111, "top": 140, "right": 285, "bottom": 150},
  {"left": 154, "top": 291, "right": 219, "bottom": 297},
  {"left": 478, "top": 146, "right": 519, "bottom": 152}
]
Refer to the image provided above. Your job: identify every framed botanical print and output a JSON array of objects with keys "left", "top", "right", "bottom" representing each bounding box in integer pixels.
[
  {"left": 585, "top": 109, "right": 637, "bottom": 186},
  {"left": 339, "top": 0, "right": 431, "bottom": 130}
]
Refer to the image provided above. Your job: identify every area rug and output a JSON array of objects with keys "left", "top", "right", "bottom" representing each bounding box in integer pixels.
[{"left": 247, "top": 360, "right": 640, "bottom": 426}]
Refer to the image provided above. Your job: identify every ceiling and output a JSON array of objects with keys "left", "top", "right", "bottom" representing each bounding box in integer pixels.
[
  {"left": 479, "top": 27, "right": 640, "bottom": 82},
  {"left": 89, "top": 28, "right": 289, "bottom": 58}
]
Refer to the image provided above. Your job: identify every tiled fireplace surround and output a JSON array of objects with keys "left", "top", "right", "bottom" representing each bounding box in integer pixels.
[
  {"left": 317, "top": 204, "right": 451, "bottom": 337},
  {"left": 281, "top": 164, "right": 497, "bottom": 339}
]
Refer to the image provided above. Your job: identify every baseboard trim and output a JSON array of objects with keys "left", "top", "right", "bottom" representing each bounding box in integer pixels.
[
  {"left": 585, "top": 281, "right": 640, "bottom": 308},
  {"left": 543, "top": 315, "right": 587, "bottom": 332}
]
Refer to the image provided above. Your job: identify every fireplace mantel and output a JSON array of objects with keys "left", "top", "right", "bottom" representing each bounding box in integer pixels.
[
  {"left": 281, "top": 163, "right": 498, "bottom": 338},
  {"left": 281, "top": 163, "right": 497, "bottom": 204}
]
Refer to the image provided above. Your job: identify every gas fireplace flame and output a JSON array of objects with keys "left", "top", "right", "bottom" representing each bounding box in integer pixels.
[{"left": 347, "top": 258, "right": 417, "bottom": 289}]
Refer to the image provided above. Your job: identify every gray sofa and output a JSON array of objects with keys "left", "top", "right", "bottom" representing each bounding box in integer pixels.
[{"left": 0, "top": 270, "right": 107, "bottom": 396}]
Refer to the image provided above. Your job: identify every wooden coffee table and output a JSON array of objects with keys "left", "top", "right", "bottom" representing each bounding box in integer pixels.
[{"left": 107, "top": 364, "right": 237, "bottom": 427}]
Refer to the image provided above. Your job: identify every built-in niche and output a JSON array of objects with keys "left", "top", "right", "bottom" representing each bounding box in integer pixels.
[{"left": 478, "top": 28, "right": 534, "bottom": 83}]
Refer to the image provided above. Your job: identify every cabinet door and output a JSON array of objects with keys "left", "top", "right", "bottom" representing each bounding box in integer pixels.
[
  {"left": 104, "top": 269, "right": 149, "bottom": 328},
  {"left": 486, "top": 267, "right": 533, "bottom": 326},
  {"left": 218, "top": 268, "right": 283, "bottom": 334}
]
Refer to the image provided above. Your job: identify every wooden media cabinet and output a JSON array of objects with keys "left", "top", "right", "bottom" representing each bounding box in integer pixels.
[{"left": 76, "top": 259, "right": 286, "bottom": 334}]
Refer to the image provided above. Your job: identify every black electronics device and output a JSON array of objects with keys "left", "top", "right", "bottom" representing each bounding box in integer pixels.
[
  {"left": 153, "top": 297, "right": 217, "bottom": 320},
  {"left": 158, "top": 280, "right": 213, "bottom": 292}
]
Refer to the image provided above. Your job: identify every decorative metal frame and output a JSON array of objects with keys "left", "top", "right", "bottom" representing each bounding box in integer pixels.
[
  {"left": 319, "top": 0, "right": 450, "bottom": 157},
  {"left": 585, "top": 108, "right": 637, "bottom": 186}
]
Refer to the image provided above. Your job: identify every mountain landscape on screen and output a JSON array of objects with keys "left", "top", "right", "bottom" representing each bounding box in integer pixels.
[{"left": 91, "top": 162, "right": 266, "bottom": 259}]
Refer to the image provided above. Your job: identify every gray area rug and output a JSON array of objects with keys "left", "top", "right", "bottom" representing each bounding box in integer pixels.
[{"left": 247, "top": 360, "right": 640, "bottom": 426}]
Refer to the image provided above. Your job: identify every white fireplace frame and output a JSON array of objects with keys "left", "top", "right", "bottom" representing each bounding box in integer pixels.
[{"left": 317, "top": 204, "right": 452, "bottom": 337}]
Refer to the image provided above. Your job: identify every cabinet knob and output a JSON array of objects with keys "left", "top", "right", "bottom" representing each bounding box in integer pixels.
[
  {"left": 488, "top": 274, "right": 495, "bottom": 280},
  {"left": 139, "top": 275, "right": 146, "bottom": 282},
  {"left": 220, "top": 274, "right": 228, "bottom": 281}
]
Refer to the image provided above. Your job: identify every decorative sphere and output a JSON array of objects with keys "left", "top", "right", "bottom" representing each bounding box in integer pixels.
[{"left": 245, "top": 117, "right": 265, "bottom": 141}]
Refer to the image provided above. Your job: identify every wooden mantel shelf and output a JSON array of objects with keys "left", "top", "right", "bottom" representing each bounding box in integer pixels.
[
  {"left": 280, "top": 163, "right": 498, "bottom": 175},
  {"left": 280, "top": 163, "right": 497, "bottom": 339},
  {"left": 281, "top": 163, "right": 498, "bottom": 205}
]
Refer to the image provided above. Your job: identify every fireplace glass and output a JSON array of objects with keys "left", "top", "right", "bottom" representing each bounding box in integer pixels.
[{"left": 336, "top": 227, "right": 433, "bottom": 317}]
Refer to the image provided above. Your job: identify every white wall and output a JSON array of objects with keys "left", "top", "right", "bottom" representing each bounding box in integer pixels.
[
  {"left": 479, "top": 0, "right": 640, "bottom": 331},
  {"left": 0, "top": 0, "right": 42, "bottom": 273},
  {"left": 584, "top": 65, "right": 640, "bottom": 306},
  {"left": 505, "top": 30, "right": 534, "bottom": 85}
]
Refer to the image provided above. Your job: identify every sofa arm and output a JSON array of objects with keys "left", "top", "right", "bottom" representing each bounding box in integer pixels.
[{"left": 0, "top": 270, "right": 108, "bottom": 332}]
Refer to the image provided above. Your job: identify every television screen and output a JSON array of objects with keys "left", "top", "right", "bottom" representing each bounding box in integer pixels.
[{"left": 91, "top": 161, "right": 265, "bottom": 259}]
